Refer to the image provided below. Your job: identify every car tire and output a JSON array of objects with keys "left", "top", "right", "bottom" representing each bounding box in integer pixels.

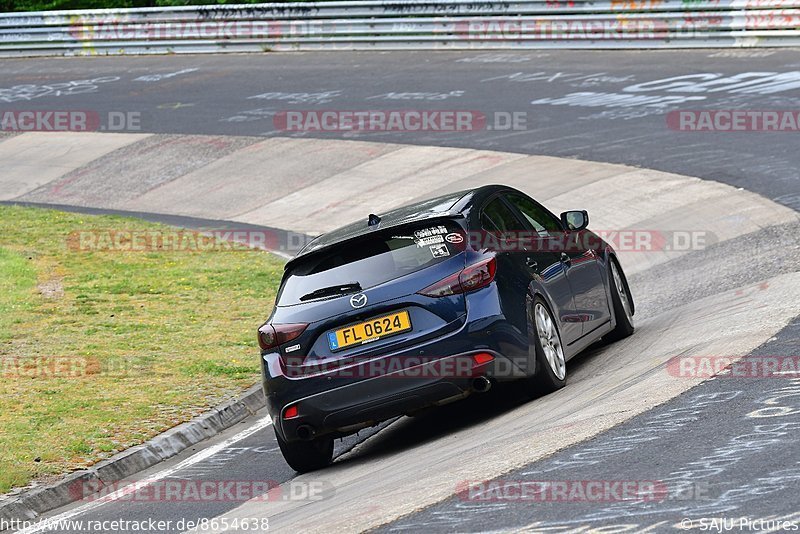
[
  {"left": 604, "top": 257, "right": 635, "bottom": 343},
  {"left": 528, "top": 297, "right": 567, "bottom": 395},
  {"left": 275, "top": 428, "right": 334, "bottom": 473}
]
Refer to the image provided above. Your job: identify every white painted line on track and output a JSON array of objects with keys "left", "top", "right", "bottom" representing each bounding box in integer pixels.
[{"left": 14, "top": 417, "right": 273, "bottom": 534}]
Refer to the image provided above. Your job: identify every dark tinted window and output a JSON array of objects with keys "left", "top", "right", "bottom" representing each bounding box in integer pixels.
[
  {"left": 505, "top": 193, "right": 562, "bottom": 236},
  {"left": 482, "top": 198, "right": 522, "bottom": 232},
  {"left": 278, "top": 220, "right": 465, "bottom": 305},
  {"left": 480, "top": 211, "right": 499, "bottom": 232}
]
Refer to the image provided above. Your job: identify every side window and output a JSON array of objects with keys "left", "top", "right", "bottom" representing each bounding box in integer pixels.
[
  {"left": 482, "top": 198, "right": 522, "bottom": 233},
  {"left": 480, "top": 211, "right": 500, "bottom": 232},
  {"left": 505, "top": 193, "right": 562, "bottom": 237}
]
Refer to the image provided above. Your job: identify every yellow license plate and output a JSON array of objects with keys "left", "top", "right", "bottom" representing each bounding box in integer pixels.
[{"left": 328, "top": 310, "right": 412, "bottom": 351}]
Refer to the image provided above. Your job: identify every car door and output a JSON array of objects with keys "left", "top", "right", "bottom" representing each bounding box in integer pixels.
[
  {"left": 505, "top": 191, "right": 609, "bottom": 339},
  {"left": 481, "top": 194, "right": 581, "bottom": 346}
]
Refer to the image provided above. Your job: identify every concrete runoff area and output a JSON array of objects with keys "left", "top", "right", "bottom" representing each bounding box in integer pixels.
[
  {"left": 0, "top": 133, "right": 147, "bottom": 201},
  {"left": 20, "top": 135, "right": 259, "bottom": 209},
  {"left": 125, "top": 138, "right": 401, "bottom": 221}
]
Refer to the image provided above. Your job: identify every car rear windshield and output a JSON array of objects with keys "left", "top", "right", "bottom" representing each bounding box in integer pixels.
[{"left": 277, "top": 219, "right": 465, "bottom": 306}]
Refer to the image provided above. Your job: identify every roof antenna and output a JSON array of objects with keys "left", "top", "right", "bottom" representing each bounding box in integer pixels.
[{"left": 368, "top": 213, "right": 381, "bottom": 227}]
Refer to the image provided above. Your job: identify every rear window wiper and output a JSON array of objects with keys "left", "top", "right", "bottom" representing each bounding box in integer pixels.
[{"left": 299, "top": 282, "right": 362, "bottom": 302}]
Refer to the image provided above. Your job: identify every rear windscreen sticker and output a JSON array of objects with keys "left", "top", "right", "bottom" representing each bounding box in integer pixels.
[
  {"left": 445, "top": 233, "right": 464, "bottom": 244},
  {"left": 416, "top": 234, "right": 445, "bottom": 247},
  {"left": 414, "top": 226, "right": 448, "bottom": 239},
  {"left": 430, "top": 244, "right": 450, "bottom": 258}
]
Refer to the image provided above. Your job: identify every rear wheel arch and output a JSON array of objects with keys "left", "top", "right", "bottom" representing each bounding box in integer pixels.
[
  {"left": 525, "top": 290, "right": 561, "bottom": 353},
  {"left": 607, "top": 253, "right": 634, "bottom": 316},
  {"left": 525, "top": 295, "right": 567, "bottom": 395},
  {"left": 603, "top": 256, "right": 635, "bottom": 343},
  {"left": 526, "top": 283, "right": 560, "bottom": 321}
]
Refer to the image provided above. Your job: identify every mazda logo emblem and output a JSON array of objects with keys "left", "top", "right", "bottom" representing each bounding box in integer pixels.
[{"left": 350, "top": 293, "right": 368, "bottom": 309}]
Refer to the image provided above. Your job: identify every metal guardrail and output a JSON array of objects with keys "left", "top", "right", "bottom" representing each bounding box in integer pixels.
[{"left": 0, "top": 0, "right": 798, "bottom": 56}]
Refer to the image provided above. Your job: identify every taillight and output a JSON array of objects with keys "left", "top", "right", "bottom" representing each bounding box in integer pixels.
[
  {"left": 417, "top": 271, "right": 462, "bottom": 297},
  {"left": 418, "top": 257, "right": 497, "bottom": 297},
  {"left": 258, "top": 323, "right": 308, "bottom": 350},
  {"left": 283, "top": 405, "right": 299, "bottom": 420},
  {"left": 460, "top": 257, "right": 496, "bottom": 292}
]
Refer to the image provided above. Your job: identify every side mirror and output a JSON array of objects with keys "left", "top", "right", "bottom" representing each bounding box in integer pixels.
[{"left": 560, "top": 210, "right": 589, "bottom": 231}]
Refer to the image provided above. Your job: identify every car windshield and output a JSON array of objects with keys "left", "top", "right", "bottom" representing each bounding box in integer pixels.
[{"left": 277, "top": 220, "right": 464, "bottom": 305}]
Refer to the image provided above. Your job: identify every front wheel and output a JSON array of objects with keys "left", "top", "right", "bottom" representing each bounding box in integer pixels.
[
  {"left": 604, "top": 258, "right": 635, "bottom": 343},
  {"left": 274, "top": 428, "right": 333, "bottom": 473},
  {"left": 528, "top": 298, "right": 567, "bottom": 395}
]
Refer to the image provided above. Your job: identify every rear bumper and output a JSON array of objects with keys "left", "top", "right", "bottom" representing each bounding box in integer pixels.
[
  {"left": 262, "top": 315, "right": 532, "bottom": 442},
  {"left": 277, "top": 351, "right": 487, "bottom": 441}
]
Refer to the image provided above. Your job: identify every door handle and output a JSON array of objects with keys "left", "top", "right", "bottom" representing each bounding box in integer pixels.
[
  {"left": 525, "top": 257, "right": 538, "bottom": 268},
  {"left": 560, "top": 253, "right": 571, "bottom": 266}
]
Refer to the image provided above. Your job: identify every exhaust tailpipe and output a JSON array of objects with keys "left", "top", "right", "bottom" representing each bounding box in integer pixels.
[
  {"left": 296, "top": 424, "right": 315, "bottom": 441},
  {"left": 472, "top": 376, "right": 492, "bottom": 393}
]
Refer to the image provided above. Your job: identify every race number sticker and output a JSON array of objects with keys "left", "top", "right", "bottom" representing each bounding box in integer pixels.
[{"left": 430, "top": 244, "right": 450, "bottom": 258}]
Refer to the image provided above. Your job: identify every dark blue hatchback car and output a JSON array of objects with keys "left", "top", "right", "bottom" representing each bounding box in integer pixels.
[{"left": 259, "top": 185, "right": 635, "bottom": 472}]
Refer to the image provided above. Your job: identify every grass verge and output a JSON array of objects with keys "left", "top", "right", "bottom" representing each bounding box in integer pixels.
[{"left": 0, "top": 205, "right": 284, "bottom": 493}]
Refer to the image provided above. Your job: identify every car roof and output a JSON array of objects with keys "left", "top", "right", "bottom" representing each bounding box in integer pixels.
[{"left": 286, "top": 185, "right": 512, "bottom": 269}]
